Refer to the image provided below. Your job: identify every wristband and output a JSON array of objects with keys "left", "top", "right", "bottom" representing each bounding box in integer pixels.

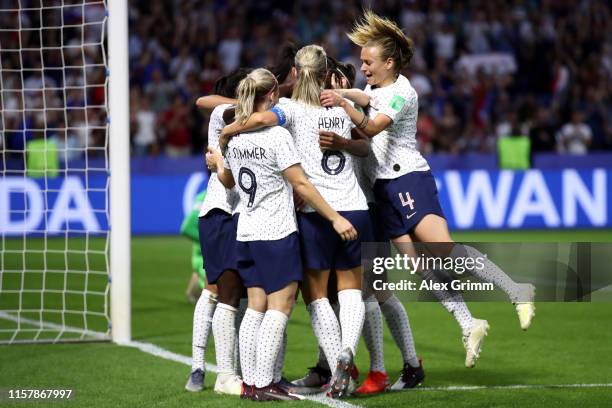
[
  {"left": 270, "top": 106, "right": 287, "bottom": 126},
  {"left": 357, "top": 113, "right": 369, "bottom": 129}
]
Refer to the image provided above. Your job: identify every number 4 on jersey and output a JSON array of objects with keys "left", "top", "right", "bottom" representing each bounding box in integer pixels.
[{"left": 398, "top": 191, "right": 415, "bottom": 210}]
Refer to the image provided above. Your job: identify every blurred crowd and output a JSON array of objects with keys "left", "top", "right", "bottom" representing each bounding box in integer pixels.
[
  {"left": 0, "top": 0, "right": 107, "bottom": 163},
  {"left": 2, "top": 0, "right": 611, "bottom": 164},
  {"left": 128, "top": 0, "right": 612, "bottom": 157}
]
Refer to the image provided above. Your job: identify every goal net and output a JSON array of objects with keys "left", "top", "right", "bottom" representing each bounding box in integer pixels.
[{"left": 0, "top": 0, "right": 111, "bottom": 343}]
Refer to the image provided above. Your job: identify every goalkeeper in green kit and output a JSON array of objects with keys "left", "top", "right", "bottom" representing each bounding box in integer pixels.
[
  {"left": 181, "top": 190, "right": 208, "bottom": 303},
  {"left": 181, "top": 190, "right": 219, "bottom": 391}
]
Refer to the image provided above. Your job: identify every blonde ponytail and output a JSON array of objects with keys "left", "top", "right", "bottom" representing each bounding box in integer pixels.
[
  {"left": 292, "top": 45, "right": 327, "bottom": 107},
  {"left": 235, "top": 68, "right": 277, "bottom": 124}
]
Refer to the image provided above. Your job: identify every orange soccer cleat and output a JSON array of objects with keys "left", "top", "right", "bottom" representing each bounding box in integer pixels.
[{"left": 355, "top": 371, "right": 389, "bottom": 395}]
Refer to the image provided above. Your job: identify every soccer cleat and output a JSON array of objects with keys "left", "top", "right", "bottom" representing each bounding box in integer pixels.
[
  {"left": 184, "top": 368, "right": 204, "bottom": 392},
  {"left": 327, "top": 347, "right": 354, "bottom": 399},
  {"left": 463, "top": 319, "right": 490, "bottom": 368},
  {"left": 252, "top": 383, "right": 304, "bottom": 401},
  {"left": 516, "top": 303, "right": 535, "bottom": 330},
  {"left": 355, "top": 371, "right": 389, "bottom": 395},
  {"left": 275, "top": 377, "right": 297, "bottom": 394},
  {"left": 241, "top": 383, "right": 255, "bottom": 400},
  {"left": 390, "top": 361, "right": 425, "bottom": 390},
  {"left": 515, "top": 284, "right": 536, "bottom": 330},
  {"left": 214, "top": 373, "right": 243, "bottom": 395},
  {"left": 292, "top": 364, "right": 331, "bottom": 388}
]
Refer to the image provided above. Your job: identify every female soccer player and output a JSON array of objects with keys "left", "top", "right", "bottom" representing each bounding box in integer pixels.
[
  {"left": 182, "top": 189, "right": 217, "bottom": 392},
  {"left": 289, "top": 56, "right": 422, "bottom": 394},
  {"left": 208, "top": 68, "right": 357, "bottom": 401},
  {"left": 189, "top": 68, "right": 251, "bottom": 395},
  {"left": 321, "top": 11, "right": 535, "bottom": 373},
  {"left": 325, "top": 57, "right": 422, "bottom": 394},
  {"left": 219, "top": 45, "right": 374, "bottom": 398}
]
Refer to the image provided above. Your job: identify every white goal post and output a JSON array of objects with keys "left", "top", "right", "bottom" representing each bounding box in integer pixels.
[
  {"left": 108, "top": 0, "right": 131, "bottom": 344},
  {"left": 0, "top": 0, "right": 130, "bottom": 344}
]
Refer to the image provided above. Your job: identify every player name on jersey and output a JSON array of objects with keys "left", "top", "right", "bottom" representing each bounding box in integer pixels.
[
  {"left": 318, "top": 116, "right": 346, "bottom": 130},
  {"left": 229, "top": 146, "right": 268, "bottom": 160}
]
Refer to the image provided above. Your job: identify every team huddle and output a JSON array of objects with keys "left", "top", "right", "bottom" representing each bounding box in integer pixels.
[{"left": 185, "top": 11, "right": 536, "bottom": 402}]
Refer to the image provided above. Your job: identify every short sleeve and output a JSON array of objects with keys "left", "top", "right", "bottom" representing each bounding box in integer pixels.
[
  {"left": 274, "top": 129, "right": 301, "bottom": 171},
  {"left": 376, "top": 89, "right": 415, "bottom": 123},
  {"left": 277, "top": 98, "right": 296, "bottom": 127},
  {"left": 208, "top": 104, "right": 231, "bottom": 149}
]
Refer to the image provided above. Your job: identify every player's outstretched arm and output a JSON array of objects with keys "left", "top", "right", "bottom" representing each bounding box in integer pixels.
[
  {"left": 320, "top": 90, "right": 391, "bottom": 138},
  {"left": 196, "top": 95, "right": 237, "bottom": 112},
  {"left": 206, "top": 147, "right": 235, "bottom": 188},
  {"left": 219, "top": 111, "right": 280, "bottom": 150},
  {"left": 283, "top": 164, "right": 357, "bottom": 241},
  {"left": 223, "top": 111, "right": 279, "bottom": 137},
  {"left": 331, "top": 88, "right": 370, "bottom": 107}
]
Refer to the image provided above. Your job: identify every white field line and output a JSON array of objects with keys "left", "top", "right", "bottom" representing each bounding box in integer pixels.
[
  {"left": 116, "top": 339, "right": 220, "bottom": 374},
  {"left": 119, "top": 339, "right": 361, "bottom": 408},
  {"left": 0, "top": 312, "right": 359, "bottom": 408},
  {"left": 3, "top": 313, "right": 612, "bottom": 401},
  {"left": 0, "top": 311, "right": 109, "bottom": 340}
]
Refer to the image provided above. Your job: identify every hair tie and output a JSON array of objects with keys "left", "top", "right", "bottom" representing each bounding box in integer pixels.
[{"left": 265, "top": 81, "right": 278, "bottom": 98}]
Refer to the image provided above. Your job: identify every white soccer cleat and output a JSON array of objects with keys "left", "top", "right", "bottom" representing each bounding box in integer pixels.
[
  {"left": 515, "top": 284, "right": 536, "bottom": 330},
  {"left": 463, "top": 319, "right": 489, "bottom": 368},
  {"left": 214, "top": 373, "right": 243, "bottom": 395},
  {"left": 516, "top": 303, "right": 535, "bottom": 330}
]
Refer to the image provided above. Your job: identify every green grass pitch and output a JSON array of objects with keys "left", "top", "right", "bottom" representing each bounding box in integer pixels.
[{"left": 1, "top": 230, "right": 612, "bottom": 407}]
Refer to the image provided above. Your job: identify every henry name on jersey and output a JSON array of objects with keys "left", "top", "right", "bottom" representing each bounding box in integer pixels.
[{"left": 318, "top": 114, "right": 346, "bottom": 131}]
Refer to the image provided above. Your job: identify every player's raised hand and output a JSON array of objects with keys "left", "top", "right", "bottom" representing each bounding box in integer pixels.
[
  {"left": 320, "top": 89, "right": 345, "bottom": 108},
  {"left": 332, "top": 216, "right": 358, "bottom": 241},
  {"left": 319, "top": 130, "right": 347, "bottom": 151},
  {"left": 330, "top": 73, "right": 340, "bottom": 89},
  {"left": 330, "top": 73, "right": 349, "bottom": 90}
]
